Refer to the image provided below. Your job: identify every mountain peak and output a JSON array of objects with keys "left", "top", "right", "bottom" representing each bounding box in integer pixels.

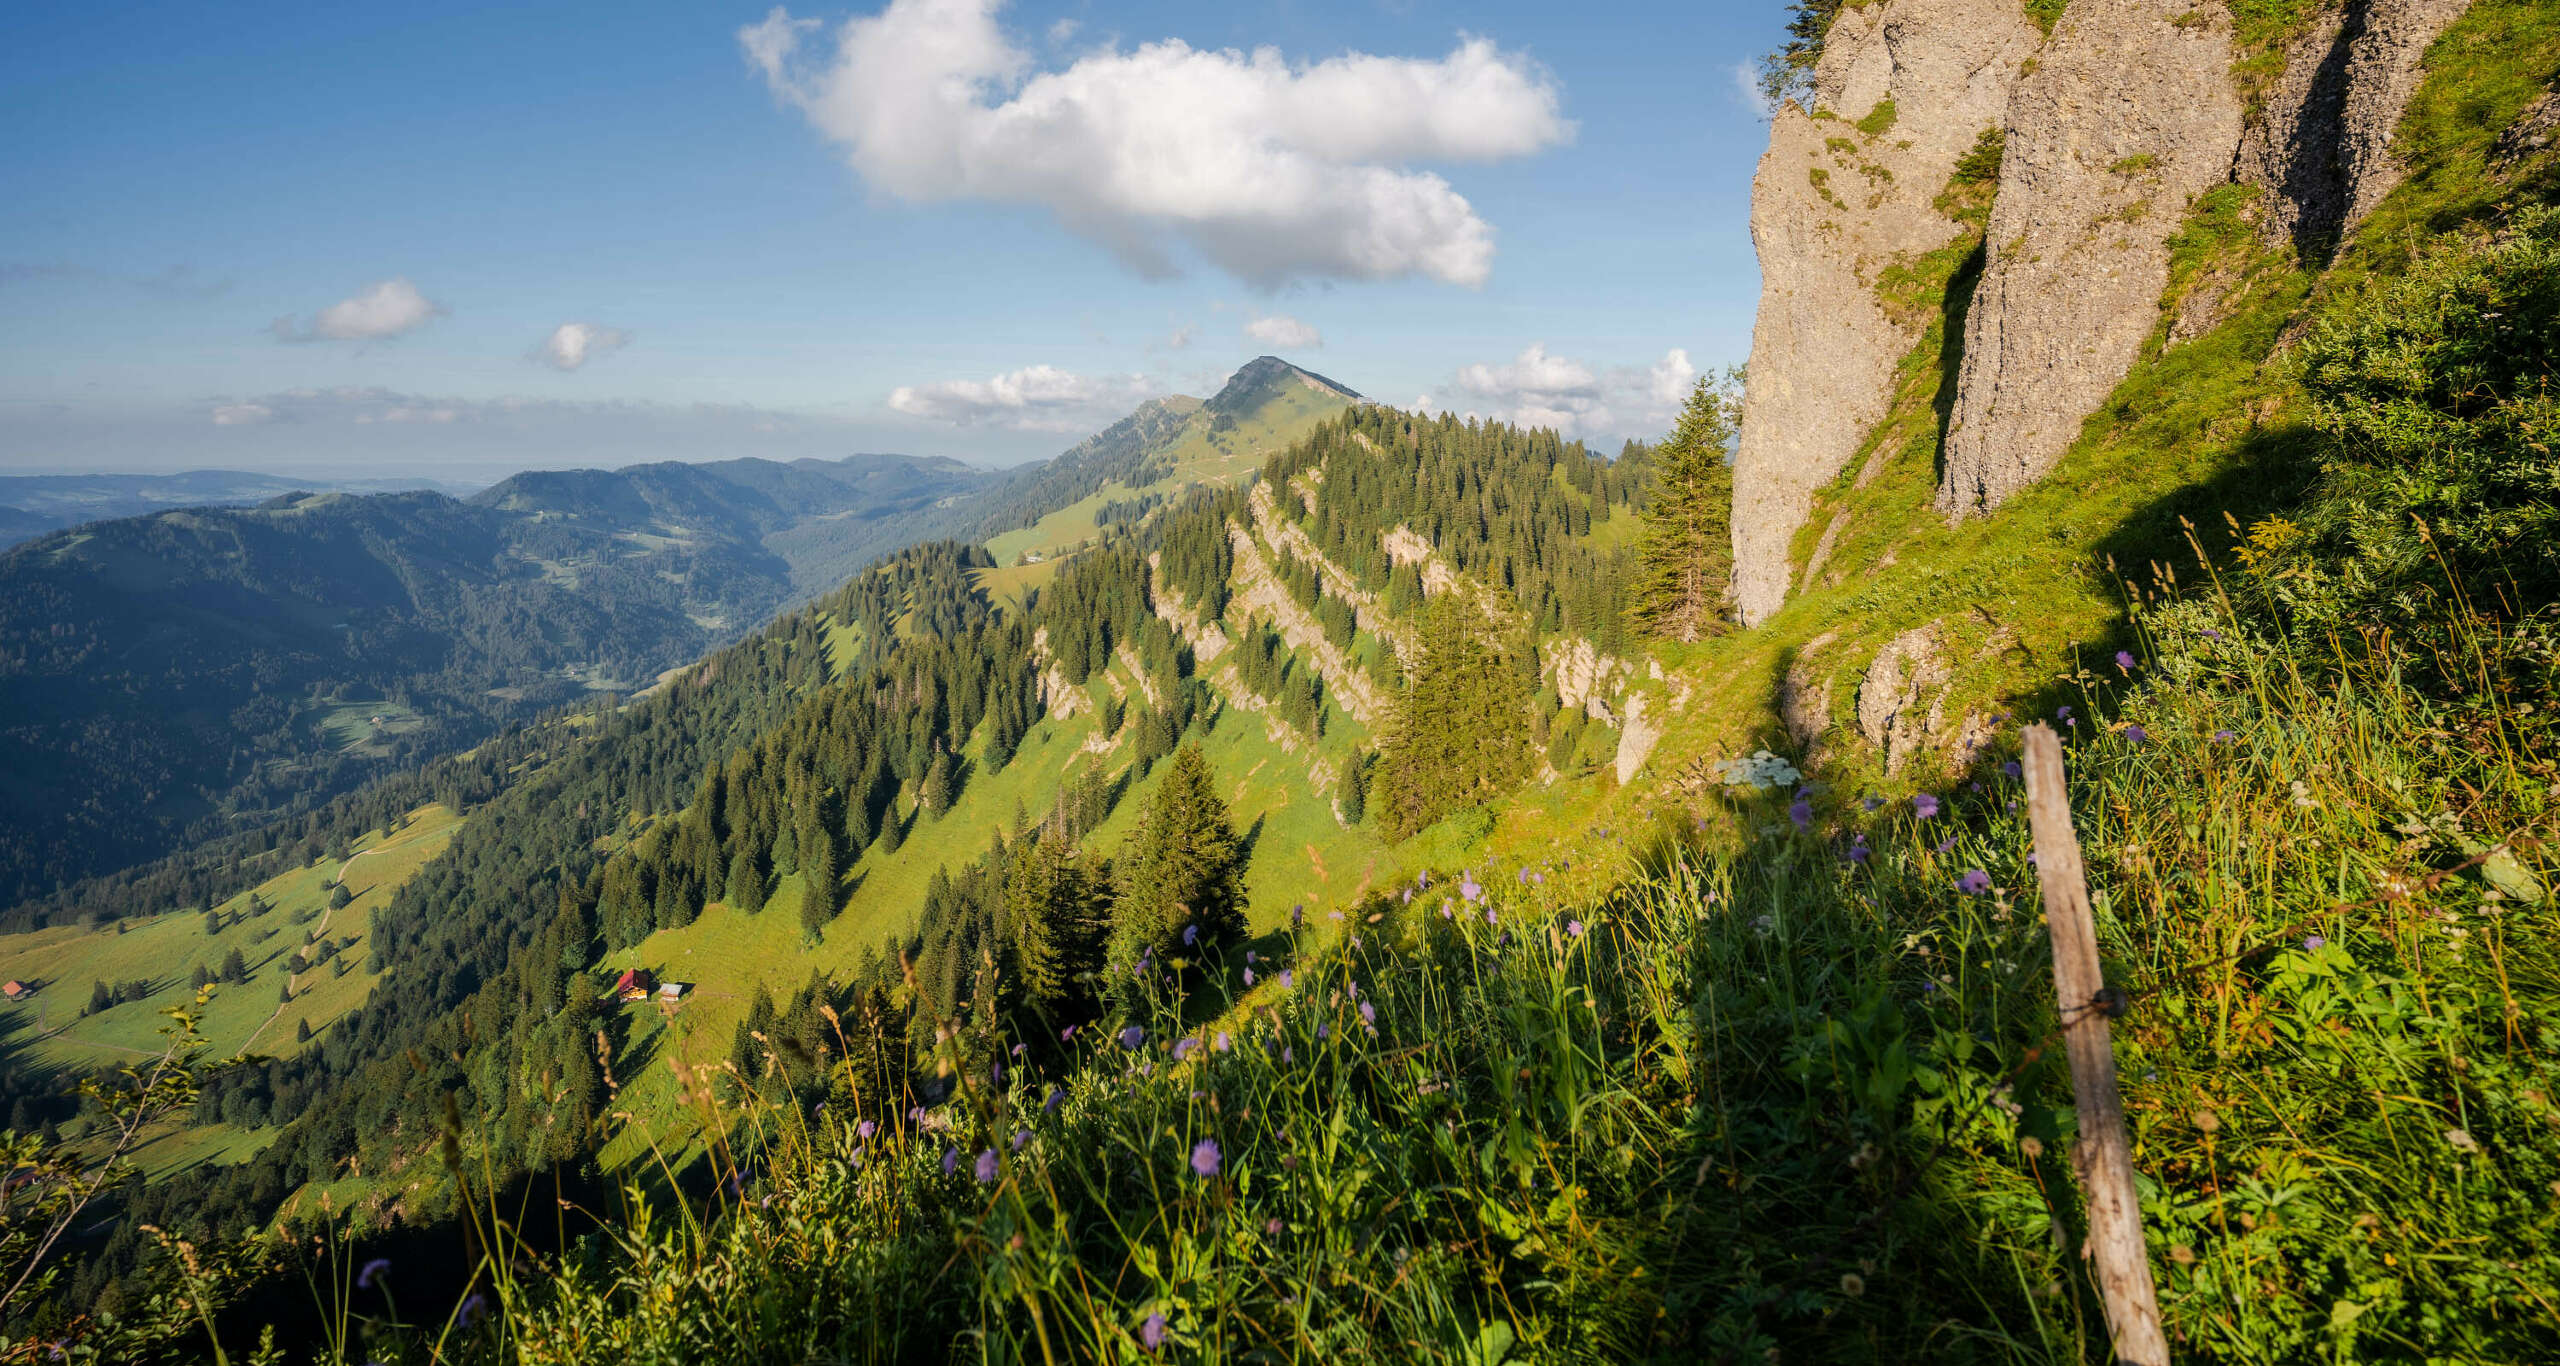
[{"left": 1206, "top": 356, "right": 1362, "bottom": 418}]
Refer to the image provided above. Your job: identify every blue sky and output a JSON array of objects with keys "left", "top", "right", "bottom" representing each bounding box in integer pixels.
[{"left": 0, "top": 1, "right": 1784, "bottom": 481}]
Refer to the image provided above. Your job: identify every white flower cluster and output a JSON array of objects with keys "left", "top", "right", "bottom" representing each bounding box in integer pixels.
[{"left": 1713, "top": 749, "right": 1801, "bottom": 792}]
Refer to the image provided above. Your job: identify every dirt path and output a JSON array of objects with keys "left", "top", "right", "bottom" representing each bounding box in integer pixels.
[{"left": 233, "top": 847, "right": 377, "bottom": 1054}]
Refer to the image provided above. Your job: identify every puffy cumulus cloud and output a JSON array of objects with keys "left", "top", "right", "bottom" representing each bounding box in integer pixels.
[
  {"left": 1243, "top": 313, "right": 1322, "bottom": 349},
  {"left": 1449, "top": 343, "right": 1699, "bottom": 438},
  {"left": 887, "top": 363, "right": 1155, "bottom": 431},
  {"left": 536, "top": 322, "right": 634, "bottom": 371},
  {"left": 741, "top": 0, "right": 1571, "bottom": 288},
  {"left": 272, "top": 278, "right": 444, "bottom": 343},
  {"left": 210, "top": 403, "right": 276, "bottom": 426},
  {"left": 1731, "top": 63, "right": 1776, "bottom": 120}
]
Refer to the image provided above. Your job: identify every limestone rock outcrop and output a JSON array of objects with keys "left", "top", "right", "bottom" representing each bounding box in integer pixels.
[
  {"left": 1730, "top": 0, "right": 2039, "bottom": 624},
  {"left": 1937, "top": 0, "right": 2242, "bottom": 517},
  {"left": 1856, "top": 623, "right": 1953, "bottom": 775},
  {"left": 2238, "top": 0, "right": 2473, "bottom": 260}
]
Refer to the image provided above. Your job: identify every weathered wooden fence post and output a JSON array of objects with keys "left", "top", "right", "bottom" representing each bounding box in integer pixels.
[{"left": 2021, "top": 722, "right": 2169, "bottom": 1366}]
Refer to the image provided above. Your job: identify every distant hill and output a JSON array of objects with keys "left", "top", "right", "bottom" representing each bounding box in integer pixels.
[
  {"left": 0, "top": 470, "right": 477, "bottom": 548},
  {"left": 0, "top": 453, "right": 987, "bottom": 906},
  {"left": 948, "top": 356, "right": 1364, "bottom": 565}
]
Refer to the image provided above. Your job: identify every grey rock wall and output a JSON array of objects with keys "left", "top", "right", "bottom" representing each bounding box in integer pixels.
[
  {"left": 1936, "top": 0, "right": 2242, "bottom": 517},
  {"left": 1730, "top": 0, "right": 2037, "bottom": 624}
]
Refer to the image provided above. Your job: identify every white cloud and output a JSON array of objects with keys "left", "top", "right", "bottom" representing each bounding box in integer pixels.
[
  {"left": 271, "top": 278, "right": 445, "bottom": 342},
  {"left": 1158, "top": 322, "right": 1198, "bottom": 350},
  {"left": 1731, "top": 63, "right": 1776, "bottom": 121},
  {"left": 536, "top": 322, "right": 634, "bottom": 371},
  {"left": 1448, "top": 342, "right": 1698, "bottom": 438},
  {"left": 886, "top": 363, "right": 1154, "bottom": 431},
  {"left": 740, "top": 0, "right": 1572, "bottom": 288},
  {"left": 210, "top": 403, "right": 276, "bottom": 426},
  {"left": 1243, "top": 313, "right": 1322, "bottom": 349}
]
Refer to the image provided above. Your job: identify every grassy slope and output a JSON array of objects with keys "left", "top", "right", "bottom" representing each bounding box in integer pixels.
[{"left": 0, "top": 803, "right": 461, "bottom": 1072}]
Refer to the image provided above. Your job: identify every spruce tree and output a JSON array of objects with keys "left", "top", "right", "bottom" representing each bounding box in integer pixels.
[
  {"left": 1112, "top": 743, "right": 1245, "bottom": 961},
  {"left": 1378, "top": 596, "right": 1532, "bottom": 838},
  {"left": 725, "top": 846, "right": 765, "bottom": 914},
  {"left": 1006, "top": 824, "right": 1106, "bottom": 1013},
  {"left": 799, "top": 820, "right": 839, "bottom": 937},
  {"left": 920, "top": 749, "right": 956, "bottom": 817},
  {"left": 221, "top": 948, "right": 248, "bottom": 984},
  {"left": 1629, "top": 373, "right": 1740, "bottom": 642}
]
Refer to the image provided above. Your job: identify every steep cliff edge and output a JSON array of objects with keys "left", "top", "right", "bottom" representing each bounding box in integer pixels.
[
  {"left": 1729, "top": 0, "right": 2037, "bottom": 624},
  {"left": 1936, "top": 0, "right": 2243, "bottom": 516}
]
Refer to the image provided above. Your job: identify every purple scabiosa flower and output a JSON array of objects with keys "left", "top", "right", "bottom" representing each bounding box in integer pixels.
[
  {"left": 2123, "top": 724, "right": 2149, "bottom": 745},
  {"left": 1141, "top": 1313, "right": 1168, "bottom": 1351},
  {"left": 1060, "top": 1024, "right": 1079, "bottom": 1042},
  {"left": 358, "top": 1258, "right": 391, "bottom": 1290},
  {"left": 942, "top": 1147, "right": 959, "bottom": 1175},
  {"left": 1292, "top": 904, "right": 1305, "bottom": 928},
  {"left": 1359, "top": 1000, "right": 1377, "bottom": 1029},
  {"left": 1460, "top": 875, "right": 1483, "bottom": 903},
  {"left": 1518, "top": 867, "right": 1532, "bottom": 885},
  {"left": 976, "top": 1149, "right": 1000, "bottom": 1184},
  {"left": 1847, "top": 840, "right": 1870, "bottom": 865},
  {"left": 1567, "top": 919, "right": 1585, "bottom": 938},
  {"left": 1118, "top": 1025, "right": 1145, "bottom": 1050},
  {"left": 908, "top": 1106, "right": 927, "bottom": 1124},
  {"left": 1529, "top": 870, "right": 1545, "bottom": 885},
  {"left": 1315, "top": 1022, "right": 1330, "bottom": 1041},
  {"left": 1173, "top": 1036, "right": 1199, "bottom": 1061},
  {"left": 1045, "top": 1086, "right": 1065, "bottom": 1114},
  {"left": 1417, "top": 871, "right": 1431, "bottom": 888},
  {"left": 1913, "top": 793, "right": 1941, "bottom": 819},
  {"left": 1279, "top": 970, "right": 1293, "bottom": 989},
  {"left": 990, "top": 1061, "right": 1005, "bottom": 1089},
  {"left": 2200, "top": 628, "right": 2222, "bottom": 640},
  {"left": 2302, "top": 935, "right": 2325, "bottom": 951},
  {"left": 457, "top": 1293, "right": 488, "bottom": 1330},
  {"left": 1013, "top": 1129, "right": 1031, "bottom": 1151},
  {"left": 1243, "top": 967, "right": 1257, "bottom": 986},
  {"left": 1282, "top": 1046, "right": 1295, "bottom": 1065},
  {"left": 1214, "top": 1031, "right": 1231, "bottom": 1052},
  {"left": 1190, "top": 1138, "right": 1222, "bottom": 1177},
  {"left": 2003, "top": 761, "right": 2022, "bottom": 779},
  {"left": 1266, "top": 1217, "right": 1284, "bottom": 1236},
  {"left": 2212, "top": 729, "right": 2237, "bottom": 744},
  {"left": 1863, "top": 795, "right": 1883, "bottom": 812},
  {"left": 1440, "top": 905, "right": 1455, "bottom": 920},
  {"left": 1402, "top": 887, "right": 1413, "bottom": 904},
  {"left": 1788, "top": 797, "right": 1812, "bottom": 831},
  {"left": 1958, "top": 870, "right": 1993, "bottom": 896},
  {"left": 1936, "top": 835, "right": 1957, "bottom": 855},
  {"left": 2116, "top": 650, "right": 2137, "bottom": 673},
  {"left": 857, "top": 1119, "right": 876, "bottom": 1140},
  {"left": 1182, "top": 923, "right": 1199, "bottom": 946}
]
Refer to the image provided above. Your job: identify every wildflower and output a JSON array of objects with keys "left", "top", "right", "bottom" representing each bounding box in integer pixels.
[
  {"left": 2200, "top": 628, "right": 2222, "bottom": 640},
  {"left": 1266, "top": 1217, "right": 1284, "bottom": 1236},
  {"left": 2123, "top": 724, "right": 2149, "bottom": 745},
  {"left": 2115, "top": 650, "right": 2136, "bottom": 673},
  {"left": 2003, "top": 761, "right": 2022, "bottom": 779},
  {"left": 858, "top": 1119, "right": 876, "bottom": 1140},
  {"left": 1787, "top": 797, "right": 1812, "bottom": 830},
  {"left": 1119, "top": 1025, "right": 1145, "bottom": 1050},
  {"left": 1292, "top": 904, "right": 1305, "bottom": 928},
  {"left": 1214, "top": 1031, "right": 1231, "bottom": 1052},
  {"left": 1862, "top": 795, "right": 1882, "bottom": 812},
  {"left": 1913, "top": 793, "right": 1940, "bottom": 819},
  {"left": 1141, "top": 1313, "right": 1168, "bottom": 1351},
  {"left": 2057, "top": 705, "right": 2072, "bottom": 721},
  {"left": 1839, "top": 1273, "right": 1866, "bottom": 1297},
  {"left": 2301, "top": 935, "right": 2325, "bottom": 951},
  {"left": 357, "top": 1258, "right": 391, "bottom": 1290},
  {"left": 1402, "top": 888, "right": 1413, "bottom": 903},
  {"left": 1460, "top": 875, "right": 1483, "bottom": 903},
  {"left": 1173, "top": 1036, "right": 1199, "bottom": 1061},
  {"left": 1958, "top": 870, "right": 1993, "bottom": 896},
  {"left": 1846, "top": 838, "right": 1870, "bottom": 865},
  {"left": 942, "top": 1147, "right": 959, "bottom": 1175},
  {"left": 1935, "top": 835, "right": 1957, "bottom": 855},
  {"left": 457, "top": 1293, "right": 488, "bottom": 1330},
  {"left": 1316, "top": 1022, "right": 1330, "bottom": 1041},
  {"left": 976, "top": 1149, "right": 1000, "bottom": 1183},
  {"left": 1243, "top": 967, "right": 1257, "bottom": 986},
  {"left": 1359, "top": 1001, "right": 1377, "bottom": 1030},
  {"left": 1191, "top": 1138, "right": 1222, "bottom": 1177},
  {"left": 2446, "top": 1127, "right": 2481, "bottom": 1154},
  {"left": 1013, "top": 1129, "right": 1030, "bottom": 1151},
  {"left": 1045, "top": 1086, "right": 1065, "bottom": 1114},
  {"left": 1060, "top": 1024, "right": 1078, "bottom": 1042},
  {"left": 1183, "top": 924, "right": 1199, "bottom": 946},
  {"left": 1279, "top": 970, "right": 1294, "bottom": 989},
  {"left": 1566, "top": 919, "right": 1585, "bottom": 938}
]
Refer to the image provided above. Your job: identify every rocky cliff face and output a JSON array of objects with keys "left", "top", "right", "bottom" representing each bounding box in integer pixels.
[
  {"left": 1729, "top": 0, "right": 2038, "bottom": 625},
  {"left": 2237, "top": 0, "right": 2473, "bottom": 261},
  {"left": 1937, "top": 0, "right": 2242, "bottom": 516},
  {"left": 1734, "top": 0, "right": 2474, "bottom": 608}
]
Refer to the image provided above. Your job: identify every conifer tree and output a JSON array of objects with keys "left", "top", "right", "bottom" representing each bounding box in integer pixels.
[
  {"left": 799, "top": 820, "right": 839, "bottom": 938},
  {"left": 1005, "top": 824, "right": 1107, "bottom": 1013},
  {"left": 1112, "top": 743, "right": 1245, "bottom": 961},
  {"left": 725, "top": 846, "right": 765, "bottom": 914},
  {"left": 920, "top": 750, "right": 956, "bottom": 817},
  {"left": 1629, "top": 373, "right": 1740, "bottom": 642},
  {"left": 1378, "top": 596, "right": 1532, "bottom": 838}
]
